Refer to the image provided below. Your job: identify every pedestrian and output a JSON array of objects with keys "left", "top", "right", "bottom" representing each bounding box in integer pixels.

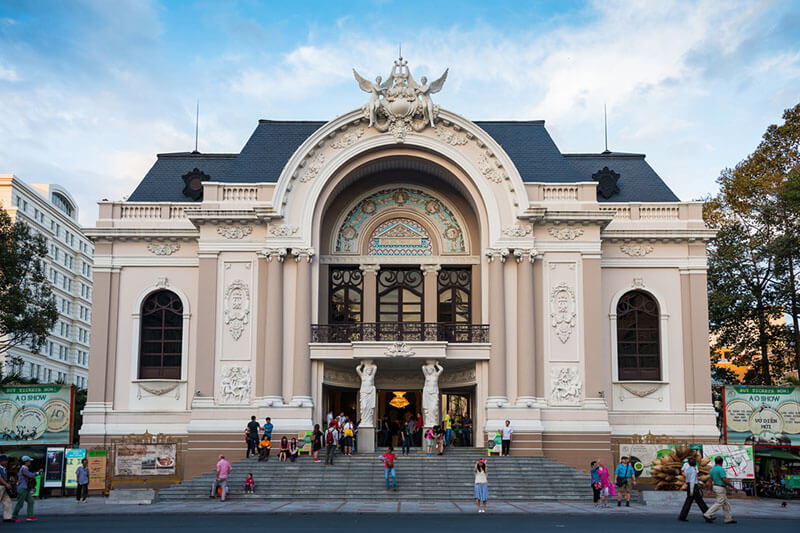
[
  {"left": 474, "top": 458, "right": 489, "bottom": 513},
  {"left": 12, "top": 456, "right": 40, "bottom": 522},
  {"left": 381, "top": 446, "right": 397, "bottom": 491},
  {"left": 244, "top": 473, "right": 255, "bottom": 494},
  {"left": 312, "top": 423, "right": 323, "bottom": 463},
  {"left": 75, "top": 458, "right": 90, "bottom": 503},
  {"left": 381, "top": 416, "right": 391, "bottom": 447},
  {"left": 703, "top": 456, "right": 739, "bottom": 524},
  {"left": 614, "top": 455, "right": 635, "bottom": 507},
  {"left": 342, "top": 417, "right": 354, "bottom": 456},
  {"left": 598, "top": 460, "right": 614, "bottom": 507},
  {"left": 462, "top": 414, "right": 473, "bottom": 447},
  {"left": 324, "top": 423, "right": 339, "bottom": 465},
  {"left": 444, "top": 410, "right": 454, "bottom": 447},
  {"left": 500, "top": 420, "right": 513, "bottom": 456},
  {"left": 414, "top": 412, "right": 424, "bottom": 446},
  {"left": 401, "top": 419, "right": 412, "bottom": 456},
  {"left": 246, "top": 415, "right": 261, "bottom": 458},
  {"left": 435, "top": 425, "right": 445, "bottom": 455},
  {"left": 262, "top": 417, "right": 274, "bottom": 440},
  {"left": 0, "top": 455, "right": 13, "bottom": 522},
  {"left": 326, "top": 410, "right": 334, "bottom": 427},
  {"left": 425, "top": 427, "right": 435, "bottom": 456},
  {"left": 210, "top": 455, "right": 231, "bottom": 502},
  {"left": 590, "top": 460, "right": 602, "bottom": 506},
  {"left": 258, "top": 434, "right": 271, "bottom": 461},
  {"left": 289, "top": 438, "right": 299, "bottom": 462},
  {"left": 278, "top": 436, "right": 289, "bottom": 462},
  {"left": 678, "top": 457, "right": 709, "bottom": 522}
]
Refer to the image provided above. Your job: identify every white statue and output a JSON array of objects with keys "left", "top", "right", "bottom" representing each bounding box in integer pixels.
[
  {"left": 421, "top": 360, "right": 444, "bottom": 426},
  {"left": 353, "top": 70, "right": 391, "bottom": 128},
  {"left": 412, "top": 70, "right": 448, "bottom": 128},
  {"left": 356, "top": 360, "right": 377, "bottom": 427}
]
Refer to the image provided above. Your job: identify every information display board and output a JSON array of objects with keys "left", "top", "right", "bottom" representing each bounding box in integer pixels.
[
  {"left": 87, "top": 449, "right": 107, "bottom": 491},
  {"left": 0, "top": 385, "right": 74, "bottom": 445},
  {"left": 43, "top": 447, "right": 65, "bottom": 488},
  {"left": 114, "top": 443, "right": 176, "bottom": 477},
  {"left": 724, "top": 386, "right": 800, "bottom": 445},
  {"left": 618, "top": 444, "right": 701, "bottom": 477},
  {"left": 702, "top": 444, "right": 755, "bottom": 479},
  {"left": 64, "top": 448, "right": 86, "bottom": 489}
]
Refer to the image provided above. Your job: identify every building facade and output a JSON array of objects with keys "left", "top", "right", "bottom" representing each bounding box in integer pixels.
[
  {"left": 81, "top": 60, "right": 718, "bottom": 477},
  {"left": 0, "top": 174, "right": 93, "bottom": 388}
]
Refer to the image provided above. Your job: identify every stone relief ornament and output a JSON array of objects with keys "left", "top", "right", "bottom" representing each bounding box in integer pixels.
[
  {"left": 502, "top": 224, "right": 532, "bottom": 238},
  {"left": 439, "top": 367, "right": 477, "bottom": 387},
  {"left": 330, "top": 126, "right": 365, "bottom": 149},
  {"left": 632, "top": 277, "right": 646, "bottom": 289},
  {"left": 217, "top": 225, "right": 253, "bottom": 239},
  {"left": 299, "top": 152, "right": 325, "bottom": 182},
  {"left": 550, "top": 367, "right": 582, "bottom": 405},
  {"left": 354, "top": 56, "right": 448, "bottom": 142},
  {"left": 146, "top": 242, "right": 180, "bottom": 256},
  {"left": 477, "top": 153, "right": 506, "bottom": 183},
  {"left": 137, "top": 381, "right": 181, "bottom": 400},
  {"left": 548, "top": 227, "right": 584, "bottom": 240},
  {"left": 323, "top": 367, "right": 360, "bottom": 388},
  {"left": 550, "top": 281, "right": 577, "bottom": 343},
  {"left": 220, "top": 366, "right": 252, "bottom": 404},
  {"left": 620, "top": 384, "right": 663, "bottom": 402},
  {"left": 620, "top": 243, "right": 654, "bottom": 256},
  {"left": 434, "top": 125, "right": 469, "bottom": 146},
  {"left": 224, "top": 280, "right": 250, "bottom": 341},
  {"left": 155, "top": 277, "right": 169, "bottom": 289},
  {"left": 356, "top": 360, "right": 377, "bottom": 427},
  {"left": 269, "top": 224, "right": 299, "bottom": 237},
  {"left": 384, "top": 341, "right": 414, "bottom": 358},
  {"left": 422, "top": 361, "right": 444, "bottom": 427}
]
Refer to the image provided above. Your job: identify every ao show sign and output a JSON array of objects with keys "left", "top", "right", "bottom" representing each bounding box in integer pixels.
[
  {"left": 724, "top": 386, "right": 800, "bottom": 445},
  {"left": 0, "top": 385, "right": 74, "bottom": 445}
]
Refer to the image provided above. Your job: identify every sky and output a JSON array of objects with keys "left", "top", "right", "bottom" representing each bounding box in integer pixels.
[{"left": 1, "top": 0, "right": 799, "bottom": 226}]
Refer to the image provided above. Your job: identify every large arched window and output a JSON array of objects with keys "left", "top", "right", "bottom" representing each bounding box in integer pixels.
[
  {"left": 139, "top": 290, "right": 183, "bottom": 379},
  {"left": 616, "top": 290, "right": 661, "bottom": 381}
]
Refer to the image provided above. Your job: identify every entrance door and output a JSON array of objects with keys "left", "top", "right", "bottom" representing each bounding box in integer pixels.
[
  {"left": 441, "top": 386, "right": 475, "bottom": 447},
  {"left": 375, "top": 390, "right": 421, "bottom": 448},
  {"left": 322, "top": 384, "right": 358, "bottom": 426}
]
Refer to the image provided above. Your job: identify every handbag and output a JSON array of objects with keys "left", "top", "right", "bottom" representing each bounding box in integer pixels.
[{"left": 345, "top": 428, "right": 354, "bottom": 437}]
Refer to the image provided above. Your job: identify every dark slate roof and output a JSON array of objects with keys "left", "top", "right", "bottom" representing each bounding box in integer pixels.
[
  {"left": 126, "top": 120, "right": 678, "bottom": 203},
  {"left": 564, "top": 152, "right": 680, "bottom": 202}
]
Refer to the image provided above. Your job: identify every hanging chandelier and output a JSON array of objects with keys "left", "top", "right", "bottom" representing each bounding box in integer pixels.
[{"left": 389, "top": 391, "right": 410, "bottom": 409}]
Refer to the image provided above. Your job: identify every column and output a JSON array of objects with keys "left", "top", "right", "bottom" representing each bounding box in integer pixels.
[
  {"left": 582, "top": 256, "right": 606, "bottom": 401},
  {"left": 515, "top": 249, "right": 536, "bottom": 403},
  {"left": 291, "top": 248, "right": 314, "bottom": 406},
  {"left": 194, "top": 254, "right": 218, "bottom": 401},
  {"left": 263, "top": 248, "right": 285, "bottom": 405},
  {"left": 486, "top": 248, "right": 508, "bottom": 406},
  {"left": 87, "top": 267, "right": 119, "bottom": 405},
  {"left": 360, "top": 264, "right": 380, "bottom": 323},
  {"left": 254, "top": 254, "right": 268, "bottom": 398},
  {"left": 421, "top": 264, "right": 441, "bottom": 339}
]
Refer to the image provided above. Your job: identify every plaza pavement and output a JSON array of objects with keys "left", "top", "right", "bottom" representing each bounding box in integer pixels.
[{"left": 28, "top": 496, "right": 800, "bottom": 519}]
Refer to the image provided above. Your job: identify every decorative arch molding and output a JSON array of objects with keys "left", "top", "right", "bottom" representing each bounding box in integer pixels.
[
  {"left": 608, "top": 279, "right": 670, "bottom": 384},
  {"left": 273, "top": 108, "right": 529, "bottom": 247}
]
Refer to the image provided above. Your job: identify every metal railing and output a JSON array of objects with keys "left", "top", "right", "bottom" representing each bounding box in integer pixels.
[{"left": 311, "top": 322, "right": 489, "bottom": 343}]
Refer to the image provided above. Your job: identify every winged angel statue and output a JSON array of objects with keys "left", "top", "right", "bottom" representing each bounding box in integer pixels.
[{"left": 354, "top": 57, "right": 448, "bottom": 141}]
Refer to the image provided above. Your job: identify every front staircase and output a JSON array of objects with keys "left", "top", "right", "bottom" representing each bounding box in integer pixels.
[{"left": 159, "top": 448, "right": 595, "bottom": 501}]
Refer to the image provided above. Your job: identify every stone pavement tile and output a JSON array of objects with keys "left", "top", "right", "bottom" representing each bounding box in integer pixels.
[
  {"left": 399, "top": 501, "right": 460, "bottom": 513},
  {"left": 338, "top": 501, "right": 398, "bottom": 513},
  {"left": 275, "top": 501, "right": 346, "bottom": 513}
]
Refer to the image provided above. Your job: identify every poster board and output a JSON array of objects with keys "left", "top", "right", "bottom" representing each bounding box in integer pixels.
[
  {"left": 703, "top": 444, "right": 755, "bottom": 480},
  {"left": 43, "top": 447, "right": 65, "bottom": 488},
  {"left": 64, "top": 448, "right": 86, "bottom": 488},
  {"left": 0, "top": 385, "right": 74, "bottom": 445},
  {"left": 87, "top": 450, "right": 107, "bottom": 491},
  {"left": 30, "top": 473, "right": 41, "bottom": 497},
  {"left": 619, "top": 444, "right": 698, "bottom": 477},
  {"left": 724, "top": 386, "right": 800, "bottom": 445},
  {"left": 114, "top": 443, "right": 176, "bottom": 476}
]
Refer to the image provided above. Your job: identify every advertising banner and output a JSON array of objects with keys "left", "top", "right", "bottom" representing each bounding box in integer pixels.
[
  {"left": 619, "top": 444, "right": 700, "bottom": 477},
  {"left": 702, "top": 444, "right": 755, "bottom": 479},
  {"left": 724, "top": 386, "right": 800, "bottom": 445},
  {"left": 43, "top": 447, "right": 65, "bottom": 488},
  {"left": 0, "top": 385, "right": 74, "bottom": 445},
  {"left": 114, "top": 443, "right": 176, "bottom": 477},
  {"left": 64, "top": 448, "right": 86, "bottom": 489},
  {"left": 87, "top": 450, "right": 107, "bottom": 490}
]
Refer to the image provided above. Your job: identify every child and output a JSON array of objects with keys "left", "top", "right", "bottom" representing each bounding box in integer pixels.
[
  {"left": 244, "top": 473, "right": 255, "bottom": 494},
  {"left": 258, "top": 436, "right": 271, "bottom": 461}
]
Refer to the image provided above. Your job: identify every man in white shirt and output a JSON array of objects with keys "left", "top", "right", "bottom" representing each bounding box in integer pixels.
[
  {"left": 325, "top": 424, "right": 340, "bottom": 466},
  {"left": 501, "top": 420, "right": 513, "bottom": 456}
]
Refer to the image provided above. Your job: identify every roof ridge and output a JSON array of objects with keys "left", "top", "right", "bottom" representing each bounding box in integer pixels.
[
  {"left": 156, "top": 152, "right": 239, "bottom": 159},
  {"left": 564, "top": 152, "right": 645, "bottom": 159}
]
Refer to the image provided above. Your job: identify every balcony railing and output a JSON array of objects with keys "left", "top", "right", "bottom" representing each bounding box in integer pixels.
[{"left": 311, "top": 322, "right": 489, "bottom": 343}]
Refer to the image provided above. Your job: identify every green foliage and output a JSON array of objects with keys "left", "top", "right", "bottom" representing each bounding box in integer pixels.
[{"left": 0, "top": 205, "right": 58, "bottom": 371}]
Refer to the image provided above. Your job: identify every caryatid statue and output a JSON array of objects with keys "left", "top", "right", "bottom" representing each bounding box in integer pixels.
[
  {"left": 421, "top": 360, "right": 444, "bottom": 427},
  {"left": 356, "top": 360, "right": 377, "bottom": 427}
]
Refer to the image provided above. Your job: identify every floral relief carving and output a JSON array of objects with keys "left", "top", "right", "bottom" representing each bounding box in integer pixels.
[
  {"left": 550, "top": 367, "right": 582, "bottom": 405},
  {"left": 439, "top": 367, "right": 477, "bottom": 387},
  {"left": 548, "top": 227, "right": 584, "bottom": 240},
  {"left": 384, "top": 341, "right": 414, "bottom": 358},
  {"left": 220, "top": 366, "right": 251, "bottom": 404},
  {"left": 146, "top": 242, "right": 180, "bottom": 256},
  {"left": 137, "top": 381, "right": 181, "bottom": 400},
  {"left": 299, "top": 152, "right": 325, "bottom": 182},
  {"left": 476, "top": 153, "right": 506, "bottom": 183},
  {"left": 269, "top": 224, "right": 299, "bottom": 237},
  {"left": 217, "top": 225, "right": 253, "bottom": 239},
  {"left": 323, "top": 367, "right": 360, "bottom": 388},
  {"left": 434, "top": 125, "right": 469, "bottom": 146},
  {"left": 330, "top": 126, "right": 365, "bottom": 149},
  {"left": 224, "top": 280, "right": 250, "bottom": 341},
  {"left": 620, "top": 243, "right": 654, "bottom": 256},
  {"left": 550, "top": 281, "right": 576, "bottom": 343},
  {"left": 502, "top": 224, "right": 532, "bottom": 238}
]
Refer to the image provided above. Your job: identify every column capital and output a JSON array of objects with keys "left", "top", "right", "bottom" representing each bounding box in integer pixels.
[
  {"left": 420, "top": 264, "right": 441, "bottom": 275},
  {"left": 513, "top": 248, "right": 537, "bottom": 263},
  {"left": 485, "top": 248, "right": 509, "bottom": 263},
  {"left": 359, "top": 263, "right": 381, "bottom": 273},
  {"left": 292, "top": 247, "right": 315, "bottom": 262},
  {"left": 263, "top": 248, "right": 287, "bottom": 262}
]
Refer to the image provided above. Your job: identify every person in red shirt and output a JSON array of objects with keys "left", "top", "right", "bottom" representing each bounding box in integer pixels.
[{"left": 381, "top": 446, "right": 397, "bottom": 491}]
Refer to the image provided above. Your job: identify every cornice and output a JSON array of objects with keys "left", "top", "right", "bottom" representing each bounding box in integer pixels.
[
  {"left": 542, "top": 210, "right": 615, "bottom": 227},
  {"left": 601, "top": 228, "right": 717, "bottom": 243},
  {"left": 185, "top": 208, "right": 263, "bottom": 225},
  {"left": 83, "top": 228, "right": 199, "bottom": 242}
]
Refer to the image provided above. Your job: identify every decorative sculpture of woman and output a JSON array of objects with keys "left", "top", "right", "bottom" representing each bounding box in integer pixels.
[
  {"left": 356, "top": 360, "right": 377, "bottom": 427},
  {"left": 421, "top": 360, "right": 444, "bottom": 427}
]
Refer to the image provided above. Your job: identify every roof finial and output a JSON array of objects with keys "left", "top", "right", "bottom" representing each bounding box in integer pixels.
[
  {"left": 602, "top": 103, "right": 610, "bottom": 154},
  {"left": 193, "top": 99, "right": 200, "bottom": 154},
  {"left": 398, "top": 42, "right": 402, "bottom": 60}
]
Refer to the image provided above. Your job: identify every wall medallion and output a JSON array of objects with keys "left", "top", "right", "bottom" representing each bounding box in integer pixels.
[
  {"left": 224, "top": 280, "right": 250, "bottom": 341},
  {"left": 146, "top": 242, "right": 180, "bottom": 256},
  {"left": 269, "top": 224, "right": 299, "bottom": 237},
  {"left": 548, "top": 227, "right": 584, "bottom": 240},
  {"left": 217, "top": 225, "right": 253, "bottom": 239},
  {"left": 502, "top": 224, "right": 532, "bottom": 238},
  {"left": 620, "top": 243, "right": 654, "bottom": 256},
  {"left": 550, "top": 281, "right": 576, "bottom": 343}
]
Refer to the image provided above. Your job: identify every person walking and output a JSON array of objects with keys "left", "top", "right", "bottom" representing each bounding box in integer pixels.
[
  {"left": 590, "top": 461, "right": 602, "bottom": 506},
  {"left": 462, "top": 414, "right": 473, "bottom": 447},
  {"left": 401, "top": 419, "right": 413, "bottom": 456},
  {"left": 381, "top": 446, "right": 397, "bottom": 491},
  {"left": 12, "top": 456, "right": 40, "bottom": 522},
  {"left": 614, "top": 455, "right": 636, "bottom": 506},
  {"left": 0, "top": 455, "right": 13, "bottom": 522},
  {"left": 324, "top": 423, "right": 339, "bottom": 465},
  {"left": 598, "top": 460, "right": 614, "bottom": 508},
  {"left": 246, "top": 416, "right": 261, "bottom": 458},
  {"left": 678, "top": 457, "right": 710, "bottom": 521},
  {"left": 703, "top": 456, "right": 738, "bottom": 524},
  {"left": 312, "top": 424, "right": 323, "bottom": 463},
  {"left": 75, "top": 458, "right": 90, "bottom": 503},
  {"left": 474, "top": 459, "right": 489, "bottom": 513},
  {"left": 210, "top": 455, "right": 231, "bottom": 502},
  {"left": 500, "top": 420, "right": 513, "bottom": 456}
]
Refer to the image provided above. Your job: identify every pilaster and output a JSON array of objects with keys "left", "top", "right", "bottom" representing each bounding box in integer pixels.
[
  {"left": 486, "top": 248, "right": 509, "bottom": 407},
  {"left": 421, "top": 264, "right": 441, "bottom": 324},
  {"left": 360, "top": 264, "right": 380, "bottom": 323},
  {"left": 262, "top": 248, "right": 285, "bottom": 405},
  {"left": 291, "top": 248, "right": 314, "bottom": 407}
]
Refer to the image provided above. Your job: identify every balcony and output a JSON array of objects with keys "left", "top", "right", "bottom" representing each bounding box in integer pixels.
[{"left": 311, "top": 322, "right": 489, "bottom": 343}]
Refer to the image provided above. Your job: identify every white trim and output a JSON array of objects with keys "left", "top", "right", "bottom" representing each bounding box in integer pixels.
[
  {"left": 319, "top": 254, "right": 481, "bottom": 265},
  {"left": 601, "top": 257, "right": 707, "bottom": 269},
  {"left": 94, "top": 255, "right": 199, "bottom": 268}
]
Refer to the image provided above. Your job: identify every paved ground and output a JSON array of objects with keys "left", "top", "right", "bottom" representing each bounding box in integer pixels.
[{"left": 6, "top": 512, "right": 800, "bottom": 532}]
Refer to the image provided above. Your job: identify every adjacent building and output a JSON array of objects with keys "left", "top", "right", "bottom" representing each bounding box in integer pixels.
[{"left": 0, "top": 174, "right": 93, "bottom": 388}]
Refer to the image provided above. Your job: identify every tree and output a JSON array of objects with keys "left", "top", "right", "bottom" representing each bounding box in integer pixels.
[{"left": 0, "top": 205, "right": 58, "bottom": 374}]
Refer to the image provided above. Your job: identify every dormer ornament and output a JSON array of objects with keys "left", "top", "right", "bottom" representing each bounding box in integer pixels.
[
  {"left": 181, "top": 168, "right": 210, "bottom": 201},
  {"left": 592, "top": 167, "right": 620, "bottom": 199}
]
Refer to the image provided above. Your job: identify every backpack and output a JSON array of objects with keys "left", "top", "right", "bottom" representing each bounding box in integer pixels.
[{"left": 326, "top": 430, "right": 334, "bottom": 445}]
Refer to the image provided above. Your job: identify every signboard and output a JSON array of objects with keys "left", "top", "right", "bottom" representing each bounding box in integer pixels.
[
  {"left": 64, "top": 448, "right": 86, "bottom": 489},
  {"left": 30, "top": 473, "right": 41, "bottom": 497},
  {"left": 87, "top": 450, "right": 107, "bottom": 490},
  {"left": 0, "top": 385, "right": 74, "bottom": 445},
  {"left": 114, "top": 443, "right": 176, "bottom": 477},
  {"left": 724, "top": 386, "right": 800, "bottom": 445},
  {"left": 703, "top": 444, "right": 755, "bottom": 479},
  {"left": 43, "top": 447, "right": 65, "bottom": 488},
  {"left": 619, "top": 444, "right": 697, "bottom": 477}
]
